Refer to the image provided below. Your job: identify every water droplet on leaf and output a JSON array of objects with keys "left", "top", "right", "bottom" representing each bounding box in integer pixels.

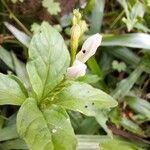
[{"left": 52, "top": 129, "right": 57, "bottom": 133}]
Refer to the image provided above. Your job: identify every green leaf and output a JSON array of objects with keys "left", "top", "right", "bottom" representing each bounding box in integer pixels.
[
  {"left": 12, "top": 52, "right": 30, "bottom": 89},
  {"left": 111, "top": 64, "right": 143, "bottom": 100},
  {"left": 89, "top": 0, "right": 105, "bottom": 33},
  {"left": 0, "top": 124, "right": 18, "bottom": 141},
  {"left": 125, "top": 96, "right": 150, "bottom": 120},
  {"left": 76, "top": 117, "right": 99, "bottom": 134},
  {"left": 87, "top": 56, "right": 103, "bottom": 77},
  {"left": 102, "top": 33, "right": 150, "bottom": 49},
  {"left": 105, "top": 47, "right": 140, "bottom": 66},
  {"left": 42, "top": 0, "right": 61, "bottom": 15},
  {"left": 96, "top": 110, "right": 112, "bottom": 137},
  {"left": 117, "top": 0, "right": 144, "bottom": 31},
  {"left": 82, "top": 0, "right": 95, "bottom": 16},
  {"left": 0, "top": 139, "right": 27, "bottom": 150},
  {"left": 4, "top": 22, "right": 30, "bottom": 47},
  {"left": 117, "top": 0, "right": 129, "bottom": 18},
  {"left": 77, "top": 135, "right": 108, "bottom": 150},
  {"left": 17, "top": 98, "right": 54, "bottom": 150},
  {"left": 0, "top": 73, "right": 27, "bottom": 105},
  {"left": 0, "top": 46, "right": 14, "bottom": 70},
  {"left": 100, "top": 137, "right": 145, "bottom": 150},
  {"left": 42, "top": 105, "right": 77, "bottom": 150},
  {"left": 17, "top": 98, "right": 76, "bottom": 150},
  {"left": 77, "top": 74, "right": 101, "bottom": 84},
  {"left": 112, "top": 60, "right": 126, "bottom": 72},
  {"left": 120, "top": 117, "right": 145, "bottom": 136},
  {"left": 54, "top": 81, "right": 117, "bottom": 116},
  {"left": 26, "top": 22, "right": 70, "bottom": 100}
]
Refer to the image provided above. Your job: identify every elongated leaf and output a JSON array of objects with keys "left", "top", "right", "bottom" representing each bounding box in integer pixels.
[
  {"left": 89, "top": 0, "right": 105, "bottom": 33},
  {"left": 102, "top": 33, "right": 150, "bottom": 49},
  {"left": 125, "top": 96, "right": 150, "bottom": 119},
  {"left": 0, "top": 46, "right": 14, "bottom": 70},
  {"left": 27, "top": 22, "right": 70, "bottom": 100},
  {"left": 17, "top": 98, "right": 54, "bottom": 150},
  {"left": 111, "top": 64, "right": 143, "bottom": 100},
  {"left": 0, "top": 73, "right": 27, "bottom": 105},
  {"left": 100, "top": 137, "right": 145, "bottom": 150},
  {"left": 54, "top": 81, "right": 117, "bottom": 116},
  {"left": 105, "top": 47, "right": 140, "bottom": 66},
  {"left": 121, "top": 117, "right": 144, "bottom": 136},
  {"left": 17, "top": 98, "right": 76, "bottom": 150},
  {"left": 4, "top": 22, "right": 31, "bottom": 47},
  {"left": 0, "top": 124, "right": 18, "bottom": 141},
  {"left": 12, "top": 52, "right": 30, "bottom": 88},
  {"left": 0, "top": 139, "right": 27, "bottom": 150}
]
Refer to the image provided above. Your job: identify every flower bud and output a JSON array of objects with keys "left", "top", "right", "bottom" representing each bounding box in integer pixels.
[
  {"left": 76, "top": 33, "right": 102, "bottom": 63},
  {"left": 66, "top": 60, "right": 87, "bottom": 79},
  {"left": 79, "top": 20, "right": 88, "bottom": 35},
  {"left": 71, "top": 24, "right": 81, "bottom": 41},
  {"left": 72, "top": 9, "right": 82, "bottom": 25}
]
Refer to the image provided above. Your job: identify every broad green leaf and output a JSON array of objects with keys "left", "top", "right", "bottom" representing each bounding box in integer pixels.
[
  {"left": 54, "top": 81, "right": 117, "bottom": 116},
  {"left": 42, "top": 105, "right": 77, "bottom": 150},
  {"left": 17, "top": 98, "right": 76, "bottom": 150},
  {"left": 17, "top": 98, "right": 54, "bottom": 150},
  {"left": 102, "top": 33, "right": 150, "bottom": 49},
  {"left": 27, "top": 22, "right": 70, "bottom": 100},
  {"left": 100, "top": 137, "right": 145, "bottom": 150},
  {"left": 125, "top": 96, "right": 150, "bottom": 120},
  {"left": 0, "top": 73, "right": 27, "bottom": 105}
]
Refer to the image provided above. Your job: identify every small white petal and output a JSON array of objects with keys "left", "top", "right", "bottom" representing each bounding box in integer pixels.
[
  {"left": 76, "top": 33, "right": 102, "bottom": 63},
  {"left": 66, "top": 60, "right": 87, "bottom": 79}
]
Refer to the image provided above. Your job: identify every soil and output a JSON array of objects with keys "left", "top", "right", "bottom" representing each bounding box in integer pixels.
[{"left": 12, "top": 0, "right": 76, "bottom": 23}]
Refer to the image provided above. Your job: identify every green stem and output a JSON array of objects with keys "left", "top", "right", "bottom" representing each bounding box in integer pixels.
[
  {"left": 87, "top": 56, "right": 109, "bottom": 92},
  {"left": 1, "top": 0, "right": 32, "bottom": 36},
  {"left": 110, "top": 11, "right": 124, "bottom": 29},
  {"left": 70, "top": 39, "right": 78, "bottom": 65}
]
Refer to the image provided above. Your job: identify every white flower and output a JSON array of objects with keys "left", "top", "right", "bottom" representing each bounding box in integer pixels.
[
  {"left": 66, "top": 33, "right": 102, "bottom": 79},
  {"left": 66, "top": 60, "right": 87, "bottom": 79},
  {"left": 76, "top": 33, "right": 102, "bottom": 63}
]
